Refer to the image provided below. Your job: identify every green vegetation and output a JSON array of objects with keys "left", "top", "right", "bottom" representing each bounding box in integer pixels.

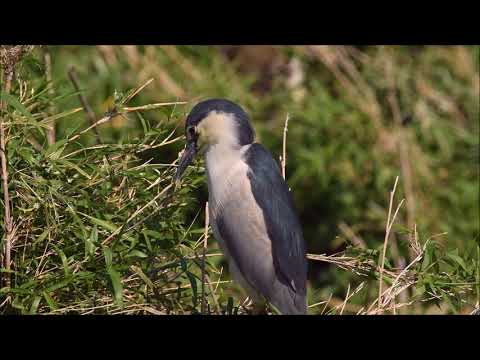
[{"left": 0, "top": 45, "right": 478, "bottom": 314}]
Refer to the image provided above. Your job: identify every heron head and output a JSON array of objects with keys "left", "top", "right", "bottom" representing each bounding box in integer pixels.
[{"left": 174, "top": 98, "right": 255, "bottom": 184}]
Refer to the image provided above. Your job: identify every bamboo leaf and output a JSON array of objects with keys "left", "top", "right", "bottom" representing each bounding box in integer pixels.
[
  {"left": 107, "top": 267, "right": 123, "bottom": 308},
  {"left": 41, "top": 107, "right": 83, "bottom": 124},
  {"left": 43, "top": 291, "right": 58, "bottom": 311},
  {"left": 0, "top": 91, "right": 35, "bottom": 121}
]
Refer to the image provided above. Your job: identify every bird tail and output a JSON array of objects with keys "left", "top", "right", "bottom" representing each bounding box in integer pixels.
[{"left": 270, "top": 286, "right": 307, "bottom": 315}]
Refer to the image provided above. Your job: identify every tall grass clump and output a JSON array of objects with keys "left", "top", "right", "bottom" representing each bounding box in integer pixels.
[{"left": 0, "top": 46, "right": 227, "bottom": 314}]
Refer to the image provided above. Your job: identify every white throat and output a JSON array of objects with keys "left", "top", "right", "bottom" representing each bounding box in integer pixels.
[
  {"left": 203, "top": 142, "right": 250, "bottom": 206},
  {"left": 204, "top": 142, "right": 243, "bottom": 180}
]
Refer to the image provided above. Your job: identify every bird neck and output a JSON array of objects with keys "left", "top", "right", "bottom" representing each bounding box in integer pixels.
[
  {"left": 204, "top": 142, "right": 246, "bottom": 182},
  {"left": 204, "top": 141, "right": 243, "bottom": 164}
]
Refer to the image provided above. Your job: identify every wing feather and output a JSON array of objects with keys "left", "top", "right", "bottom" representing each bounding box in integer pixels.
[{"left": 213, "top": 143, "right": 307, "bottom": 314}]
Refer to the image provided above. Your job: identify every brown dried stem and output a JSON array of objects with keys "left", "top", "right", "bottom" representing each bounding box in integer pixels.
[
  {"left": 0, "top": 69, "right": 13, "bottom": 287},
  {"left": 280, "top": 113, "right": 289, "bottom": 180},
  {"left": 378, "top": 176, "right": 404, "bottom": 312},
  {"left": 201, "top": 202, "right": 209, "bottom": 314},
  {"left": 68, "top": 66, "right": 101, "bottom": 144},
  {"left": 44, "top": 51, "right": 56, "bottom": 145}
]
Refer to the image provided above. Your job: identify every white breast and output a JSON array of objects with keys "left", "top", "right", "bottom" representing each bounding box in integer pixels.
[
  {"left": 204, "top": 143, "right": 250, "bottom": 209},
  {"left": 204, "top": 143, "right": 253, "bottom": 255},
  {"left": 203, "top": 143, "right": 270, "bottom": 302}
]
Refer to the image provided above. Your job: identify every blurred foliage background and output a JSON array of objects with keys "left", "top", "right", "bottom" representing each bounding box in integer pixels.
[{"left": 0, "top": 45, "right": 478, "bottom": 314}]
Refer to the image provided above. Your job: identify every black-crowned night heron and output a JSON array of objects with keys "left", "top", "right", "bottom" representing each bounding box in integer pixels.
[{"left": 175, "top": 99, "right": 307, "bottom": 315}]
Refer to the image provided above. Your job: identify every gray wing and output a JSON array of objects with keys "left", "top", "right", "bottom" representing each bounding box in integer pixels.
[{"left": 215, "top": 143, "right": 307, "bottom": 314}]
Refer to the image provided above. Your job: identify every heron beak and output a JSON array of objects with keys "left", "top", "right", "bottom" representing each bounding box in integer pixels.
[{"left": 174, "top": 139, "right": 197, "bottom": 186}]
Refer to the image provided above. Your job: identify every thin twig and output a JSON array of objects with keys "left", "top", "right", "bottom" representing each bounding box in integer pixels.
[
  {"left": 68, "top": 66, "right": 101, "bottom": 144},
  {"left": 338, "top": 221, "right": 366, "bottom": 249},
  {"left": 44, "top": 51, "right": 56, "bottom": 145},
  {"left": 340, "top": 283, "right": 351, "bottom": 315},
  {"left": 378, "top": 176, "right": 398, "bottom": 308},
  {"left": 201, "top": 202, "right": 209, "bottom": 314},
  {"left": 1, "top": 61, "right": 14, "bottom": 288},
  {"left": 65, "top": 111, "right": 117, "bottom": 145},
  {"left": 100, "top": 182, "right": 174, "bottom": 246},
  {"left": 205, "top": 274, "right": 220, "bottom": 314},
  {"left": 122, "top": 102, "right": 187, "bottom": 112},
  {"left": 321, "top": 293, "right": 333, "bottom": 315},
  {"left": 281, "top": 113, "right": 289, "bottom": 180},
  {"left": 66, "top": 102, "right": 186, "bottom": 146},
  {"left": 308, "top": 300, "right": 328, "bottom": 309},
  {"left": 121, "top": 78, "right": 154, "bottom": 105},
  {"left": 214, "top": 266, "right": 224, "bottom": 292},
  {"left": 324, "top": 282, "right": 365, "bottom": 315}
]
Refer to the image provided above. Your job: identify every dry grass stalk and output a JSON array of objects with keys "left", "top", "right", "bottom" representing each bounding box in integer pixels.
[
  {"left": 122, "top": 102, "right": 187, "bottom": 113},
  {"left": 122, "top": 77, "right": 155, "bottom": 104},
  {"left": 340, "top": 283, "right": 351, "bottom": 315},
  {"left": 363, "top": 226, "right": 435, "bottom": 315},
  {"left": 307, "top": 252, "right": 397, "bottom": 279},
  {"left": 0, "top": 67, "right": 14, "bottom": 287},
  {"left": 371, "top": 240, "right": 429, "bottom": 313},
  {"left": 334, "top": 282, "right": 365, "bottom": 315},
  {"left": 307, "top": 225, "right": 432, "bottom": 315},
  {"left": 280, "top": 113, "right": 289, "bottom": 180},
  {"left": 44, "top": 51, "right": 56, "bottom": 145},
  {"left": 378, "top": 176, "right": 404, "bottom": 312},
  {"left": 201, "top": 201, "right": 209, "bottom": 314},
  {"left": 205, "top": 274, "right": 220, "bottom": 314},
  {"left": 64, "top": 112, "right": 116, "bottom": 145},
  {"left": 321, "top": 293, "right": 333, "bottom": 315}
]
